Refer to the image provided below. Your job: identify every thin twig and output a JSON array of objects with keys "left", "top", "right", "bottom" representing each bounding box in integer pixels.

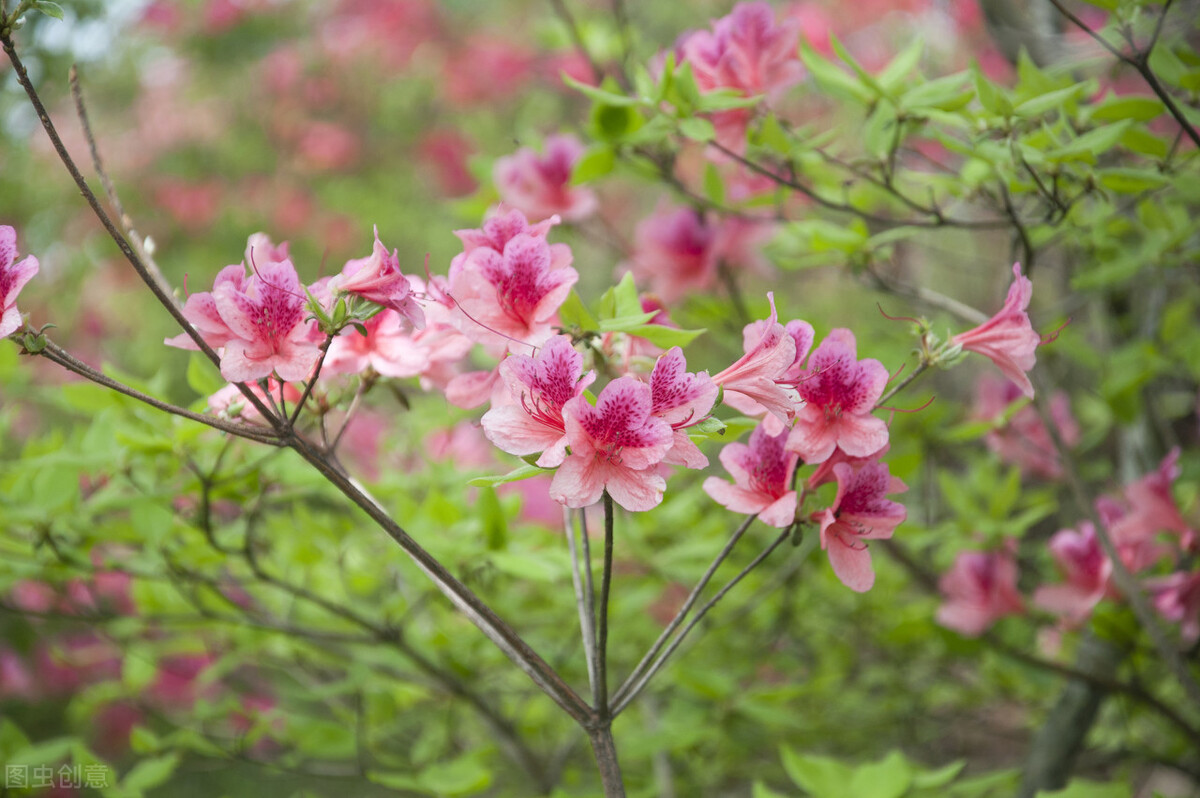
[
  {"left": 613, "top": 526, "right": 798, "bottom": 716},
  {"left": 875, "top": 360, "right": 930, "bottom": 409},
  {"left": 565, "top": 507, "right": 599, "bottom": 694},
  {"left": 69, "top": 65, "right": 173, "bottom": 300},
  {"left": 613, "top": 514, "right": 757, "bottom": 705},
  {"left": 0, "top": 36, "right": 280, "bottom": 426},
  {"left": 31, "top": 338, "right": 283, "bottom": 445},
  {"left": 597, "top": 492, "right": 616, "bottom": 714},
  {"left": 289, "top": 334, "right": 334, "bottom": 427}
]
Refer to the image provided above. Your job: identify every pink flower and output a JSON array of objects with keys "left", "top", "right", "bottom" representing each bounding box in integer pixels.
[
  {"left": 649, "top": 346, "right": 719, "bottom": 468},
  {"left": 211, "top": 257, "right": 322, "bottom": 382},
  {"left": 550, "top": 377, "right": 674, "bottom": 511},
  {"left": 325, "top": 310, "right": 422, "bottom": 377},
  {"left": 450, "top": 206, "right": 573, "bottom": 279},
  {"left": 448, "top": 230, "right": 578, "bottom": 349},
  {"left": 494, "top": 134, "right": 598, "bottom": 222},
  {"left": 973, "top": 376, "right": 1079, "bottom": 479},
  {"left": 680, "top": 2, "right": 804, "bottom": 97},
  {"left": 1, "top": 225, "right": 40, "bottom": 338},
  {"left": 936, "top": 547, "right": 1025, "bottom": 637},
  {"left": 815, "top": 461, "right": 906, "bottom": 592},
  {"left": 713, "top": 294, "right": 800, "bottom": 424},
  {"left": 1146, "top": 571, "right": 1200, "bottom": 643},
  {"left": 703, "top": 424, "right": 798, "bottom": 527},
  {"left": 675, "top": 2, "right": 803, "bottom": 148},
  {"left": 330, "top": 228, "right": 425, "bottom": 328},
  {"left": 627, "top": 205, "right": 718, "bottom": 304},
  {"left": 482, "top": 335, "right": 596, "bottom": 467},
  {"left": 1120, "top": 448, "right": 1195, "bottom": 549},
  {"left": 1033, "top": 523, "right": 1113, "bottom": 624},
  {"left": 951, "top": 263, "right": 1041, "bottom": 399},
  {"left": 787, "top": 328, "right": 889, "bottom": 463}
]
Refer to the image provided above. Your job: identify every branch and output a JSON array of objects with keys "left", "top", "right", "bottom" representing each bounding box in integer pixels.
[
  {"left": 0, "top": 35, "right": 280, "bottom": 427},
  {"left": 30, "top": 337, "right": 284, "bottom": 446},
  {"left": 597, "top": 492, "right": 616, "bottom": 714},
  {"left": 565, "top": 507, "right": 599, "bottom": 696},
  {"left": 613, "top": 513, "right": 757, "bottom": 706}
]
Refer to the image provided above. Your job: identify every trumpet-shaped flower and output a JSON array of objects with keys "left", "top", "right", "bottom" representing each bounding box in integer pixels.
[
  {"left": 212, "top": 258, "right": 322, "bottom": 383},
  {"left": 787, "top": 328, "right": 889, "bottom": 463},
  {"left": 936, "top": 547, "right": 1025, "bottom": 637},
  {"left": 1033, "top": 523, "right": 1113, "bottom": 624},
  {"left": 951, "top": 263, "right": 1041, "bottom": 399},
  {"left": 713, "top": 294, "right": 799, "bottom": 424},
  {"left": 482, "top": 335, "right": 595, "bottom": 467},
  {"left": 330, "top": 228, "right": 425, "bottom": 328},
  {"left": 650, "top": 346, "right": 719, "bottom": 468},
  {"left": 550, "top": 377, "right": 673, "bottom": 511},
  {"left": 494, "top": 134, "right": 597, "bottom": 222},
  {"left": 450, "top": 206, "right": 572, "bottom": 277},
  {"left": 0, "top": 225, "right": 39, "bottom": 338},
  {"left": 703, "top": 424, "right": 798, "bottom": 527},
  {"left": 815, "top": 461, "right": 906, "bottom": 592},
  {"left": 449, "top": 230, "right": 578, "bottom": 349},
  {"left": 1147, "top": 571, "right": 1200, "bottom": 643}
]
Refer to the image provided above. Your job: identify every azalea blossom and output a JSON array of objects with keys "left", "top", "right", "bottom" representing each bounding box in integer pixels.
[
  {"left": 951, "top": 263, "right": 1041, "bottom": 399},
  {"left": 814, "top": 462, "right": 906, "bottom": 592},
  {"left": 703, "top": 424, "right": 798, "bottom": 527},
  {"left": 449, "top": 206, "right": 571, "bottom": 278},
  {"left": 494, "top": 134, "right": 598, "bottom": 222},
  {"left": 1146, "top": 571, "right": 1200, "bottom": 643},
  {"left": 712, "top": 294, "right": 799, "bottom": 424},
  {"left": 550, "top": 377, "right": 674, "bottom": 512},
  {"left": 973, "top": 376, "right": 1079, "bottom": 479},
  {"left": 674, "top": 2, "right": 803, "bottom": 149},
  {"left": 1033, "top": 523, "right": 1113, "bottom": 624},
  {"left": 787, "top": 328, "right": 889, "bottom": 463},
  {"left": 1, "top": 225, "right": 40, "bottom": 338},
  {"left": 936, "top": 547, "right": 1025, "bottom": 637},
  {"left": 1096, "top": 448, "right": 1196, "bottom": 572},
  {"left": 649, "top": 346, "right": 719, "bottom": 468},
  {"left": 482, "top": 335, "right": 595, "bottom": 467},
  {"left": 329, "top": 228, "right": 425, "bottom": 328},
  {"left": 210, "top": 256, "right": 322, "bottom": 383},
  {"left": 448, "top": 226, "right": 578, "bottom": 350}
]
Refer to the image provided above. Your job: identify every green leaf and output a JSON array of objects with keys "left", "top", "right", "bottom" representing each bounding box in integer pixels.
[
  {"left": 597, "top": 272, "right": 645, "bottom": 319},
  {"left": 571, "top": 145, "right": 616, "bottom": 184},
  {"left": 697, "top": 89, "right": 763, "bottom": 112},
  {"left": 901, "top": 73, "right": 973, "bottom": 111},
  {"left": 128, "top": 727, "right": 161, "bottom": 756},
  {"left": 1089, "top": 93, "right": 1165, "bottom": 123},
  {"left": 830, "top": 33, "right": 889, "bottom": 99},
  {"left": 1097, "top": 167, "right": 1169, "bottom": 193},
  {"left": 1012, "top": 84, "right": 1086, "bottom": 117},
  {"left": 591, "top": 103, "right": 643, "bottom": 142},
  {"left": 418, "top": 755, "right": 493, "bottom": 796},
  {"left": 561, "top": 73, "right": 638, "bottom": 106},
  {"left": 972, "top": 67, "right": 1012, "bottom": 115},
  {"left": 1048, "top": 120, "right": 1133, "bottom": 161},
  {"left": 186, "top": 353, "right": 226, "bottom": 398},
  {"left": 679, "top": 116, "right": 716, "bottom": 142},
  {"left": 753, "top": 782, "right": 794, "bottom": 798},
  {"left": 489, "top": 550, "right": 568, "bottom": 583},
  {"left": 848, "top": 751, "right": 912, "bottom": 798},
  {"left": 703, "top": 162, "right": 726, "bottom": 206},
  {"left": 799, "top": 39, "right": 871, "bottom": 104},
  {"left": 33, "top": 1, "right": 65, "bottom": 19},
  {"left": 121, "top": 753, "right": 180, "bottom": 793},
  {"left": 598, "top": 311, "right": 659, "bottom": 333},
  {"left": 7, "top": 736, "right": 78, "bottom": 767},
  {"left": 557, "top": 290, "right": 599, "bottom": 331},
  {"left": 781, "top": 747, "right": 852, "bottom": 797},
  {"left": 478, "top": 488, "right": 507, "bottom": 550},
  {"left": 467, "top": 464, "right": 550, "bottom": 487},
  {"left": 629, "top": 324, "right": 706, "bottom": 348},
  {"left": 878, "top": 37, "right": 924, "bottom": 92},
  {"left": 912, "top": 760, "right": 965, "bottom": 789}
]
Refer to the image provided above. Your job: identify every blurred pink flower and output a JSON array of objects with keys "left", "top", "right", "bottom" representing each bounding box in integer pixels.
[
  {"left": 936, "top": 547, "right": 1025, "bottom": 636},
  {"left": 626, "top": 205, "right": 716, "bottom": 304},
  {"left": 815, "top": 461, "right": 907, "bottom": 592},
  {"left": 495, "top": 134, "right": 597, "bottom": 222},
  {"left": 444, "top": 37, "right": 535, "bottom": 106},
  {"left": 154, "top": 179, "right": 222, "bottom": 232},
  {"left": 973, "top": 376, "right": 1079, "bottom": 479},
  {"left": 787, "top": 328, "right": 889, "bottom": 463},
  {"left": 482, "top": 335, "right": 595, "bottom": 467},
  {"left": 296, "top": 121, "right": 361, "bottom": 172},
  {"left": 1, "top": 225, "right": 40, "bottom": 337},
  {"left": 419, "top": 130, "right": 477, "bottom": 197},
  {"left": 1147, "top": 571, "right": 1200, "bottom": 643},
  {"left": 1033, "top": 522, "right": 1112, "bottom": 624},
  {"left": 703, "top": 424, "right": 798, "bottom": 527},
  {"left": 952, "top": 263, "right": 1041, "bottom": 399},
  {"left": 208, "top": 379, "right": 303, "bottom": 423},
  {"left": 551, "top": 377, "right": 674, "bottom": 511}
]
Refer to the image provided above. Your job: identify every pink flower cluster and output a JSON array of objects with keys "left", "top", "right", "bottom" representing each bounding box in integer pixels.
[
  {"left": 0, "top": 225, "right": 39, "bottom": 338},
  {"left": 937, "top": 449, "right": 1199, "bottom": 640},
  {"left": 494, "top": 134, "right": 597, "bottom": 223}
]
